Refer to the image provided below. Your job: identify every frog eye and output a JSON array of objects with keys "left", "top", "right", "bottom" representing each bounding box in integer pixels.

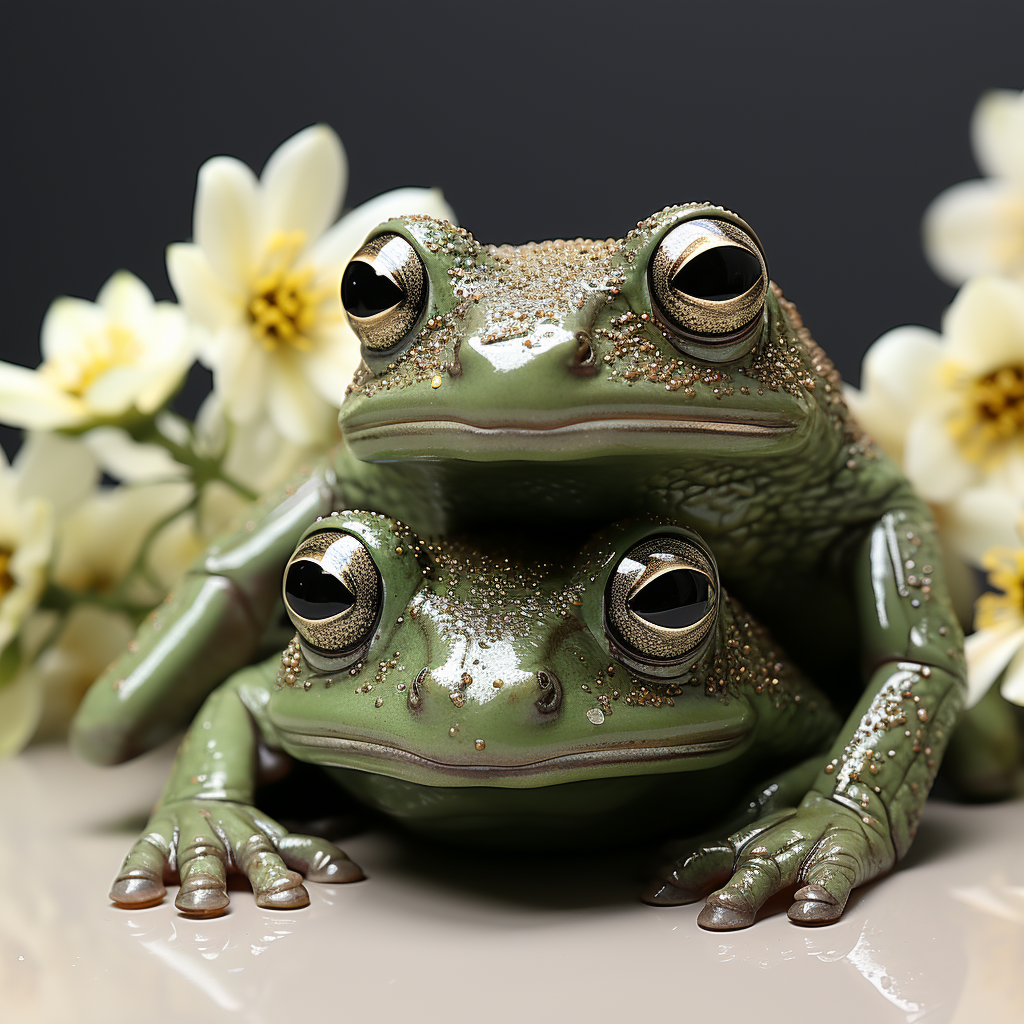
[
  {"left": 341, "top": 233, "right": 427, "bottom": 352},
  {"left": 283, "top": 530, "right": 383, "bottom": 666},
  {"left": 648, "top": 218, "right": 767, "bottom": 361},
  {"left": 604, "top": 535, "right": 719, "bottom": 672}
]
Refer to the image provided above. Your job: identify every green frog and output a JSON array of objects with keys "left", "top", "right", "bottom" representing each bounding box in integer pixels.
[
  {"left": 109, "top": 511, "right": 862, "bottom": 926},
  {"left": 75, "top": 204, "right": 1004, "bottom": 926}
]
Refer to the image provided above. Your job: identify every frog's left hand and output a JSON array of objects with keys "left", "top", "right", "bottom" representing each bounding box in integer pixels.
[
  {"left": 644, "top": 794, "right": 895, "bottom": 928},
  {"left": 110, "top": 798, "right": 363, "bottom": 917}
]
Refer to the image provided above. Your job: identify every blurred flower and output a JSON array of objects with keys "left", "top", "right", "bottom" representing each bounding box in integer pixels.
[
  {"left": 846, "top": 276, "right": 1024, "bottom": 564},
  {"left": 166, "top": 124, "right": 456, "bottom": 446},
  {"left": 923, "top": 88, "right": 1024, "bottom": 286},
  {"left": 965, "top": 516, "right": 1024, "bottom": 706},
  {"left": 24, "top": 604, "right": 135, "bottom": 742},
  {"left": 0, "top": 272, "right": 196, "bottom": 431}
]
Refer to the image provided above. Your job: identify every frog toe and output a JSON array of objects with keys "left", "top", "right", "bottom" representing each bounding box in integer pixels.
[
  {"left": 277, "top": 834, "right": 364, "bottom": 884},
  {"left": 175, "top": 876, "right": 231, "bottom": 917},
  {"left": 641, "top": 840, "right": 733, "bottom": 906},
  {"left": 788, "top": 883, "right": 845, "bottom": 925},
  {"left": 697, "top": 894, "right": 758, "bottom": 931},
  {"left": 109, "top": 875, "right": 166, "bottom": 908}
]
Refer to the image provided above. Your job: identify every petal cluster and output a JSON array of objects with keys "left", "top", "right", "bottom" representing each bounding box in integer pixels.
[
  {"left": 167, "top": 124, "right": 455, "bottom": 445},
  {"left": 0, "top": 272, "right": 196, "bottom": 431},
  {"left": 923, "top": 89, "right": 1024, "bottom": 286}
]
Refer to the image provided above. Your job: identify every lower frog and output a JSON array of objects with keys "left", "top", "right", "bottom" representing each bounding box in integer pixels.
[{"left": 109, "top": 510, "right": 929, "bottom": 929}]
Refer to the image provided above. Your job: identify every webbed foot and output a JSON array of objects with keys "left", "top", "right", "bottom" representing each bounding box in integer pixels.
[
  {"left": 110, "top": 800, "right": 363, "bottom": 917},
  {"left": 643, "top": 795, "right": 896, "bottom": 929}
]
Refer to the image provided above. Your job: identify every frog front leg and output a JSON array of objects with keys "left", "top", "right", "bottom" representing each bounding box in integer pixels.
[
  {"left": 110, "top": 658, "right": 362, "bottom": 916},
  {"left": 72, "top": 456, "right": 344, "bottom": 766},
  {"left": 650, "top": 505, "right": 966, "bottom": 928}
]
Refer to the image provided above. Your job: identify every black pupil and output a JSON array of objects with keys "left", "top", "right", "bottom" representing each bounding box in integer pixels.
[
  {"left": 285, "top": 561, "right": 356, "bottom": 620},
  {"left": 341, "top": 260, "right": 404, "bottom": 318},
  {"left": 628, "top": 569, "right": 710, "bottom": 629},
  {"left": 672, "top": 246, "right": 761, "bottom": 302}
]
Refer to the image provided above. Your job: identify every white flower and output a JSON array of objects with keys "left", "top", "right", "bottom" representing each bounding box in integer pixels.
[
  {"left": 0, "top": 272, "right": 197, "bottom": 431},
  {"left": 846, "top": 276, "right": 1024, "bottom": 564},
  {"left": 923, "top": 89, "right": 1024, "bottom": 286},
  {"left": 965, "top": 517, "right": 1024, "bottom": 707},
  {"left": 167, "top": 124, "right": 456, "bottom": 446}
]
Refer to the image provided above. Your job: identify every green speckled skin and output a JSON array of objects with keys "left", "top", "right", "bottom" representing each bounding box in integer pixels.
[
  {"left": 76, "top": 203, "right": 997, "bottom": 928},
  {"left": 109, "top": 513, "right": 845, "bottom": 918}
]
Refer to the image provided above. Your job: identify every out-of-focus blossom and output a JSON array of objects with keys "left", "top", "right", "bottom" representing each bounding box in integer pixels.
[
  {"left": 0, "top": 272, "right": 196, "bottom": 431},
  {"left": 846, "top": 276, "right": 1024, "bottom": 564},
  {"left": 965, "top": 515, "right": 1024, "bottom": 707},
  {"left": 923, "top": 89, "right": 1024, "bottom": 286},
  {"left": 167, "top": 124, "right": 456, "bottom": 446}
]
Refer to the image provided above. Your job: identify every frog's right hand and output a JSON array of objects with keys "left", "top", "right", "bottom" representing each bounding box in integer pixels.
[{"left": 110, "top": 799, "right": 363, "bottom": 917}]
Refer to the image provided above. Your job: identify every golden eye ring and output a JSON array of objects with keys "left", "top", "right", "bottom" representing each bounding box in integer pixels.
[
  {"left": 341, "top": 233, "right": 427, "bottom": 352},
  {"left": 648, "top": 218, "right": 767, "bottom": 362},
  {"left": 604, "top": 535, "right": 719, "bottom": 675},
  {"left": 283, "top": 530, "right": 383, "bottom": 665}
]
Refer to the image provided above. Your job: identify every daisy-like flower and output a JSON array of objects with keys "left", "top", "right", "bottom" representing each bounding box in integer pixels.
[
  {"left": 923, "top": 88, "right": 1024, "bottom": 286},
  {"left": 846, "top": 276, "right": 1024, "bottom": 565},
  {"left": 965, "top": 515, "right": 1024, "bottom": 706},
  {"left": 0, "top": 272, "right": 197, "bottom": 431},
  {"left": 167, "top": 124, "right": 456, "bottom": 446}
]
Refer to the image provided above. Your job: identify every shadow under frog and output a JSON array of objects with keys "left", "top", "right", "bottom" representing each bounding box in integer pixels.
[{"left": 109, "top": 511, "right": 847, "bottom": 928}]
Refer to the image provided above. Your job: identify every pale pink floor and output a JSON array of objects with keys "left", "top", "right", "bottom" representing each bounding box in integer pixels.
[{"left": 2, "top": 742, "right": 1022, "bottom": 1024}]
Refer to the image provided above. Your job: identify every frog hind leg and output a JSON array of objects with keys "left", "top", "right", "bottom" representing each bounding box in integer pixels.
[{"left": 940, "top": 681, "right": 1023, "bottom": 800}]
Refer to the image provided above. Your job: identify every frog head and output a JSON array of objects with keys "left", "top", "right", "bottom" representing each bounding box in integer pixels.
[
  {"left": 266, "top": 511, "right": 834, "bottom": 793},
  {"left": 336, "top": 205, "right": 840, "bottom": 477}
]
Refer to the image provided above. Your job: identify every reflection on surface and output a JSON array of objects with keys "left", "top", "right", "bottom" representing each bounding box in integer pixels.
[{"left": 2, "top": 743, "right": 1022, "bottom": 1024}]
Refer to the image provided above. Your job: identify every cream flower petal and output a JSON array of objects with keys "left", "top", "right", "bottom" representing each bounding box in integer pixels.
[
  {"left": 260, "top": 124, "right": 347, "bottom": 248},
  {"left": 216, "top": 325, "right": 271, "bottom": 424},
  {"left": 39, "top": 296, "right": 106, "bottom": 361},
  {"left": 0, "top": 362, "right": 85, "bottom": 429},
  {"left": 922, "top": 179, "right": 1024, "bottom": 287},
  {"left": 903, "top": 408, "right": 977, "bottom": 502},
  {"left": 14, "top": 431, "right": 97, "bottom": 514},
  {"left": 0, "top": 667, "right": 43, "bottom": 757},
  {"left": 965, "top": 620, "right": 1024, "bottom": 707},
  {"left": 96, "top": 270, "right": 155, "bottom": 328},
  {"left": 945, "top": 486, "right": 1024, "bottom": 566},
  {"left": 308, "top": 187, "right": 457, "bottom": 271},
  {"left": 166, "top": 243, "right": 243, "bottom": 331},
  {"left": 942, "top": 276, "right": 1024, "bottom": 375},
  {"left": 194, "top": 156, "right": 260, "bottom": 287},
  {"left": 1001, "top": 644, "right": 1024, "bottom": 704},
  {"left": 84, "top": 427, "right": 187, "bottom": 483},
  {"left": 972, "top": 88, "right": 1024, "bottom": 184},
  {"left": 266, "top": 355, "right": 337, "bottom": 445},
  {"left": 302, "top": 328, "right": 361, "bottom": 406}
]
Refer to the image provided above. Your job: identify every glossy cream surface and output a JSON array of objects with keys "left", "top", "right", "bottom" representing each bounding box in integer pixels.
[{"left": 4, "top": 742, "right": 1021, "bottom": 1024}]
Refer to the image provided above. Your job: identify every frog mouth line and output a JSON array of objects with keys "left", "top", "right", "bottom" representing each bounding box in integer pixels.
[
  {"left": 344, "top": 414, "right": 797, "bottom": 459},
  {"left": 276, "top": 728, "right": 747, "bottom": 779}
]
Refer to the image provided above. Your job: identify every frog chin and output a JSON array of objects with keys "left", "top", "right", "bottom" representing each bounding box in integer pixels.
[
  {"left": 342, "top": 411, "right": 801, "bottom": 464},
  {"left": 272, "top": 723, "right": 754, "bottom": 789}
]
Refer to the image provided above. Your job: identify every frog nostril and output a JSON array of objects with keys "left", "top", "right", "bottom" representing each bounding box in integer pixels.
[
  {"left": 408, "top": 668, "right": 427, "bottom": 711},
  {"left": 535, "top": 670, "right": 562, "bottom": 714},
  {"left": 569, "top": 331, "right": 597, "bottom": 377}
]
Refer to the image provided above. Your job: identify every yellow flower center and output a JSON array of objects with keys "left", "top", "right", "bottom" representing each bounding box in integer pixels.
[
  {"left": 975, "top": 545, "right": 1024, "bottom": 630},
  {"left": 40, "top": 324, "right": 142, "bottom": 397},
  {"left": 0, "top": 547, "right": 13, "bottom": 599},
  {"left": 247, "top": 231, "right": 331, "bottom": 352},
  {"left": 946, "top": 364, "right": 1024, "bottom": 465}
]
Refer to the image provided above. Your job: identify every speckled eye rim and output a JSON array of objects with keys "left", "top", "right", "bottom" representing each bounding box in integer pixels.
[
  {"left": 603, "top": 535, "right": 719, "bottom": 678},
  {"left": 341, "top": 233, "right": 427, "bottom": 352},
  {"left": 283, "top": 530, "right": 383, "bottom": 669},
  {"left": 648, "top": 218, "right": 768, "bottom": 362}
]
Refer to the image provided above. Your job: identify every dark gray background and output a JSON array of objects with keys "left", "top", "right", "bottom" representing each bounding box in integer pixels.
[{"left": 2, "top": 0, "right": 1022, "bottom": 458}]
